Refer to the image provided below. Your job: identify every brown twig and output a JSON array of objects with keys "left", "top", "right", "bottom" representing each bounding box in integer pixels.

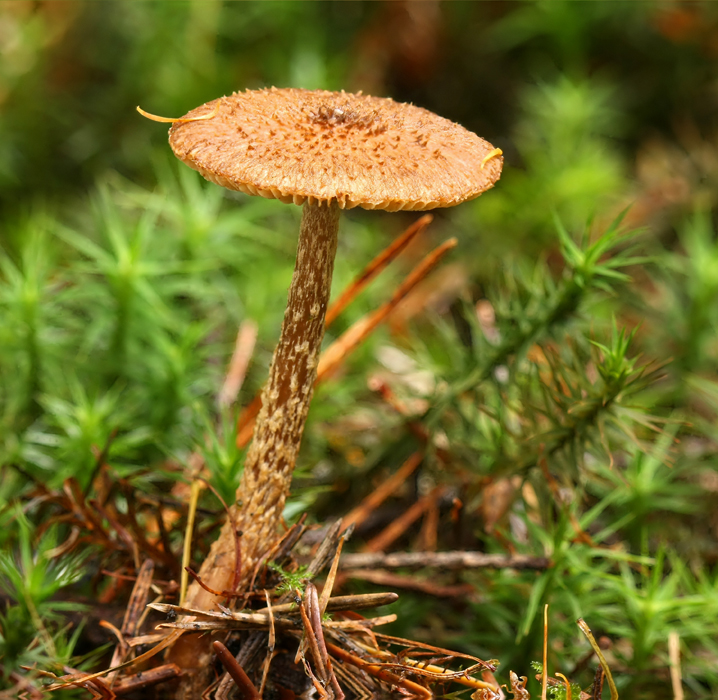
[
  {"left": 340, "top": 551, "right": 551, "bottom": 570},
  {"left": 342, "top": 452, "right": 423, "bottom": 531},
  {"left": 56, "top": 667, "right": 114, "bottom": 699},
  {"left": 343, "top": 569, "right": 474, "bottom": 598},
  {"left": 257, "top": 648, "right": 278, "bottom": 700},
  {"left": 317, "top": 238, "right": 458, "bottom": 382},
  {"left": 363, "top": 485, "right": 446, "bottom": 553},
  {"left": 107, "top": 559, "right": 154, "bottom": 678},
  {"left": 157, "top": 612, "right": 394, "bottom": 633},
  {"left": 318, "top": 523, "right": 351, "bottom": 614},
  {"left": 325, "top": 213, "right": 433, "bottom": 327},
  {"left": 297, "top": 587, "right": 329, "bottom": 685},
  {"left": 264, "top": 590, "right": 276, "bottom": 653},
  {"left": 326, "top": 641, "right": 432, "bottom": 700},
  {"left": 332, "top": 659, "right": 374, "bottom": 700},
  {"left": 44, "top": 525, "right": 80, "bottom": 560},
  {"left": 127, "top": 633, "right": 166, "bottom": 647},
  {"left": 46, "top": 629, "right": 186, "bottom": 692},
  {"left": 256, "top": 591, "right": 399, "bottom": 615},
  {"left": 100, "top": 569, "right": 178, "bottom": 594},
  {"left": 368, "top": 633, "right": 496, "bottom": 683},
  {"left": 6, "top": 671, "right": 43, "bottom": 699},
  {"left": 112, "top": 664, "right": 181, "bottom": 696},
  {"left": 184, "top": 566, "right": 245, "bottom": 599},
  {"left": 234, "top": 396, "right": 262, "bottom": 448},
  {"left": 305, "top": 583, "right": 344, "bottom": 700},
  {"left": 590, "top": 665, "right": 605, "bottom": 700},
  {"left": 149, "top": 602, "right": 298, "bottom": 629},
  {"left": 218, "top": 319, "right": 258, "bottom": 409},
  {"left": 418, "top": 494, "right": 440, "bottom": 551},
  {"left": 304, "top": 520, "right": 346, "bottom": 579},
  {"left": 212, "top": 640, "right": 260, "bottom": 700}
]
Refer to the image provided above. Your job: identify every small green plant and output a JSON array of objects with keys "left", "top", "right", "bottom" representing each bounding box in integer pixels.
[
  {"left": 194, "top": 406, "right": 247, "bottom": 509},
  {"left": 0, "top": 508, "right": 92, "bottom": 683},
  {"left": 268, "top": 562, "right": 310, "bottom": 598}
]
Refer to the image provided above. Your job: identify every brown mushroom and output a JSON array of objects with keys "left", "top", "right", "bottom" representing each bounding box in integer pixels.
[{"left": 165, "top": 87, "right": 502, "bottom": 612}]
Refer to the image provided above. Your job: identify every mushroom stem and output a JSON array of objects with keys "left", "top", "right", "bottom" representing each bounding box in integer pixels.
[
  {"left": 236, "top": 199, "right": 340, "bottom": 559},
  {"left": 183, "top": 201, "right": 340, "bottom": 610},
  {"left": 170, "top": 203, "right": 340, "bottom": 695}
]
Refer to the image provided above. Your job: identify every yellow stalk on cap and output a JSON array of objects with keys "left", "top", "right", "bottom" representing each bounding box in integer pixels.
[
  {"left": 481, "top": 148, "right": 503, "bottom": 169},
  {"left": 136, "top": 99, "right": 222, "bottom": 123}
]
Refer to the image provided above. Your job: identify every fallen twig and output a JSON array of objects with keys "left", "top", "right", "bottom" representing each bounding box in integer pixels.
[
  {"left": 112, "top": 664, "right": 181, "bottom": 696},
  {"left": 340, "top": 551, "right": 551, "bottom": 571},
  {"left": 325, "top": 214, "right": 433, "bottom": 327},
  {"left": 107, "top": 558, "right": 154, "bottom": 680},
  {"left": 343, "top": 568, "right": 474, "bottom": 598},
  {"left": 342, "top": 452, "right": 423, "bottom": 531},
  {"left": 317, "top": 238, "right": 458, "bottom": 382},
  {"left": 363, "top": 485, "right": 447, "bottom": 553},
  {"left": 218, "top": 319, "right": 258, "bottom": 409},
  {"left": 212, "top": 640, "right": 260, "bottom": 700}
]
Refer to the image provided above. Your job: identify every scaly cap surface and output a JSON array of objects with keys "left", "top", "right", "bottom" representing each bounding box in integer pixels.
[{"left": 169, "top": 87, "right": 503, "bottom": 212}]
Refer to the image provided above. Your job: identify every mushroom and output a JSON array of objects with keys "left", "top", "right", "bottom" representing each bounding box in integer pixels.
[{"left": 165, "top": 87, "right": 503, "bottom": 607}]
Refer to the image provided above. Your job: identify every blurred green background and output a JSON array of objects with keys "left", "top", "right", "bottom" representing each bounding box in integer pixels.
[{"left": 3, "top": 2, "right": 718, "bottom": 698}]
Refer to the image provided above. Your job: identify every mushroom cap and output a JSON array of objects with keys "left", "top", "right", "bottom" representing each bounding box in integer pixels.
[{"left": 168, "top": 87, "right": 502, "bottom": 212}]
